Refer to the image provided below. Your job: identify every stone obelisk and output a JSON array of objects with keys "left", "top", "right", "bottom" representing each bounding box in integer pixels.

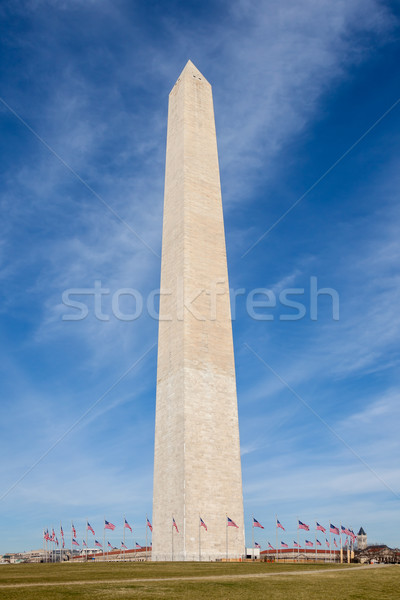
[{"left": 152, "top": 61, "right": 244, "bottom": 561}]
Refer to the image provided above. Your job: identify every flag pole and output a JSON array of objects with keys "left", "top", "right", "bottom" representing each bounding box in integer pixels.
[
  {"left": 226, "top": 514, "right": 228, "bottom": 561},
  {"left": 350, "top": 525, "right": 353, "bottom": 561},
  {"left": 171, "top": 516, "right": 174, "bottom": 562},
  {"left": 340, "top": 523, "right": 343, "bottom": 564},
  {"left": 104, "top": 520, "right": 106, "bottom": 562},
  {"left": 86, "top": 518, "right": 88, "bottom": 562},
  {"left": 252, "top": 515, "right": 254, "bottom": 561},
  {"left": 275, "top": 515, "right": 278, "bottom": 563},
  {"left": 146, "top": 514, "right": 148, "bottom": 562},
  {"left": 123, "top": 514, "right": 126, "bottom": 562},
  {"left": 297, "top": 517, "right": 299, "bottom": 562},
  {"left": 71, "top": 521, "right": 73, "bottom": 562},
  {"left": 329, "top": 520, "right": 332, "bottom": 563},
  {"left": 315, "top": 520, "right": 317, "bottom": 562},
  {"left": 199, "top": 515, "right": 201, "bottom": 562}
]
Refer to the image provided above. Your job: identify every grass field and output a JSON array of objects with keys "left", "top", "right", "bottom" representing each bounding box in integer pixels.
[{"left": 0, "top": 561, "right": 398, "bottom": 599}]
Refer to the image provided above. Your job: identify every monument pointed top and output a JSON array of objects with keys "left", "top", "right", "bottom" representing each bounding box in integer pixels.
[{"left": 175, "top": 60, "right": 209, "bottom": 87}]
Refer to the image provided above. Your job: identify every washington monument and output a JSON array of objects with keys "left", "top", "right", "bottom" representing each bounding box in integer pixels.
[{"left": 152, "top": 61, "right": 244, "bottom": 561}]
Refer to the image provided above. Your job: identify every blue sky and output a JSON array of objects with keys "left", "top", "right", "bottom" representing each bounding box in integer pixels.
[{"left": 1, "top": 0, "right": 399, "bottom": 553}]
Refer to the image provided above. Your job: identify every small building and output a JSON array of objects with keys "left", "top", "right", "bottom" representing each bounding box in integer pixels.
[
  {"left": 245, "top": 548, "right": 260, "bottom": 559},
  {"left": 260, "top": 548, "right": 341, "bottom": 563},
  {"left": 71, "top": 547, "right": 151, "bottom": 562},
  {"left": 356, "top": 545, "right": 400, "bottom": 564}
]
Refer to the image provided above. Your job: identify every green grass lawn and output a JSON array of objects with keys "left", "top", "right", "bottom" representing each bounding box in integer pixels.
[{"left": 0, "top": 561, "right": 398, "bottom": 600}]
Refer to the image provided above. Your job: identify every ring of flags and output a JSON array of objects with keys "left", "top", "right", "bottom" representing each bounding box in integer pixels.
[
  {"left": 268, "top": 518, "right": 356, "bottom": 552},
  {"left": 43, "top": 516, "right": 356, "bottom": 555}
]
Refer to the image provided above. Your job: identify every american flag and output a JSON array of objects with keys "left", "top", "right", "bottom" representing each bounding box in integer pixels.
[
  {"left": 330, "top": 524, "right": 339, "bottom": 535},
  {"left": 147, "top": 518, "right": 153, "bottom": 532},
  {"left": 51, "top": 529, "right": 56, "bottom": 541},
  {"left": 173, "top": 518, "right": 179, "bottom": 533},
  {"left": 305, "top": 540, "right": 313, "bottom": 547},
  {"left": 108, "top": 541, "right": 113, "bottom": 549},
  {"left": 293, "top": 541, "right": 300, "bottom": 547},
  {"left": 82, "top": 540, "right": 87, "bottom": 547},
  {"left": 124, "top": 519, "right": 132, "bottom": 532},
  {"left": 316, "top": 522, "right": 326, "bottom": 533},
  {"left": 72, "top": 524, "right": 76, "bottom": 538},
  {"left": 276, "top": 519, "right": 285, "bottom": 530},
  {"left": 227, "top": 517, "right": 238, "bottom": 528},
  {"left": 281, "top": 541, "right": 288, "bottom": 548},
  {"left": 255, "top": 542, "right": 261, "bottom": 548},
  {"left": 334, "top": 538, "right": 338, "bottom": 548},
  {"left": 200, "top": 518, "right": 207, "bottom": 531},
  {"left": 55, "top": 538, "right": 59, "bottom": 546},
  {"left": 341, "top": 526, "right": 350, "bottom": 536},
  {"left": 325, "top": 538, "right": 330, "bottom": 547},
  {"left": 316, "top": 539, "right": 322, "bottom": 546},
  {"left": 62, "top": 538, "right": 65, "bottom": 549},
  {"left": 72, "top": 538, "right": 79, "bottom": 546},
  {"left": 253, "top": 518, "right": 264, "bottom": 529},
  {"left": 105, "top": 520, "right": 116, "bottom": 531},
  {"left": 95, "top": 540, "right": 102, "bottom": 547},
  {"left": 60, "top": 526, "right": 64, "bottom": 538},
  {"left": 136, "top": 542, "right": 142, "bottom": 549},
  {"left": 87, "top": 522, "right": 95, "bottom": 535},
  {"left": 268, "top": 542, "right": 274, "bottom": 550},
  {"left": 121, "top": 542, "right": 128, "bottom": 549},
  {"left": 298, "top": 520, "right": 309, "bottom": 531}
]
